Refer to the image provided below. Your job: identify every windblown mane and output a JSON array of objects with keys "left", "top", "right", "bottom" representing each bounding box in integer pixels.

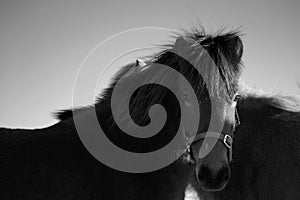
[
  {"left": 239, "top": 85, "right": 300, "bottom": 112},
  {"left": 55, "top": 27, "right": 243, "bottom": 122}
]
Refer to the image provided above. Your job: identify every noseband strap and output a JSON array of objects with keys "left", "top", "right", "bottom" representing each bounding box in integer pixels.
[
  {"left": 187, "top": 132, "right": 233, "bottom": 163},
  {"left": 179, "top": 97, "right": 241, "bottom": 163}
]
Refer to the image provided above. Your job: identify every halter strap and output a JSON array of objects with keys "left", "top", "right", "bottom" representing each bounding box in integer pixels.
[
  {"left": 186, "top": 132, "right": 233, "bottom": 162},
  {"left": 184, "top": 101, "right": 241, "bottom": 163},
  {"left": 179, "top": 96, "right": 241, "bottom": 163},
  {"left": 187, "top": 132, "right": 233, "bottom": 148}
]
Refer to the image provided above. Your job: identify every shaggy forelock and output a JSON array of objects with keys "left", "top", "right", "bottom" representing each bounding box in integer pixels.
[
  {"left": 55, "top": 27, "right": 244, "bottom": 122},
  {"left": 100, "top": 27, "right": 244, "bottom": 126}
]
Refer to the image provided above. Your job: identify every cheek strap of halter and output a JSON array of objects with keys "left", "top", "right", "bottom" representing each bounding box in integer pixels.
[{"left": 187, "top": 132, "right": 233, "bottom": 163}]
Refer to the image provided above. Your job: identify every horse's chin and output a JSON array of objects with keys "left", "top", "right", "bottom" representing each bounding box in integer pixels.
[{"left": 200, "top": 181, "right": 228, "bottom": 192}]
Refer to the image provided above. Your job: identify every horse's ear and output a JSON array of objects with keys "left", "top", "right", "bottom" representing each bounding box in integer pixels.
[
  {"left": 235, "top": 36, "right": 243, "bottom": 61},
  {"left": 135, "top": 59, "right": 139, "bottom": 66},
  {"left": 135, "top": 59, "right": 147, "bottom": 68},
  {"left": 173, "top": 36, "right": 195, "bottom": 58}
]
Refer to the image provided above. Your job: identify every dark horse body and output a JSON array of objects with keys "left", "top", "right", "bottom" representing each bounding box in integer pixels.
[
  {"left": 1, "top": 27, "right": 300, "bottom": 200},
  {"left": 1, "top": 27, "right": 244, "bottom": 200},
  {"left": 0, "top": 121, "right": 195, "bottom": 199},
  {"left": 192, "top": 91, "right": 300, "bottom": 200}
]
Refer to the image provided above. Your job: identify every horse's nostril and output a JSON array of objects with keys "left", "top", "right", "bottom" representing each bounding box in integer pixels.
[
  {"left": 217, "top": 167, "right": 230, "bottom": 183},
  {"left": 197, "top": 165, "right": 211, "bottom": 183}
]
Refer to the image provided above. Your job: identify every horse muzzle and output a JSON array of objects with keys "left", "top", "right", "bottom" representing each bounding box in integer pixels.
[{"left": 196, "top": 163, "right": 230, "bottom": 191}]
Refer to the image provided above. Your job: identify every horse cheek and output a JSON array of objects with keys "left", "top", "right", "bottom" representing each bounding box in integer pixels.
[{"left": 182, "top": 102, "right": 199, "bottom": 138}]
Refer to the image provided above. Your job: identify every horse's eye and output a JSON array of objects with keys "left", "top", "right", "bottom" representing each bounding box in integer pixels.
[
  {"left": 183, "top": 93, "right": 189, "bottom": 100},
  {"left": 233, "top": 94, "right": 240, "bottom": 102},
  {"left": 182, "top": 90, "right": 192, "bottom": 102}
]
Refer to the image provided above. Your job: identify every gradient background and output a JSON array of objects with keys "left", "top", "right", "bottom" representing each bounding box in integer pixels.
[{"left": 1, "top": 0, "right": 300, "bottom": 128}]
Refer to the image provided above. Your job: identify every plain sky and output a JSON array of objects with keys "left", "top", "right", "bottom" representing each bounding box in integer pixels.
[{"left": 1, "top": 0, "right": 300, "bottom": 128}]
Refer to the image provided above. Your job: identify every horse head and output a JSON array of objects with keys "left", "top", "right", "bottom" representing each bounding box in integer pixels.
[
  {"left": 92, "top": 28, "right": 244, "bottom": 190},
  {"left": 172, "top": 31, "right": 243, "bottom": 191}
]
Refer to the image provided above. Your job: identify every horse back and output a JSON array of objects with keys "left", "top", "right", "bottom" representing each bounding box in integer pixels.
[{"left": 0, "top": 122, "right": 114, "bottom": 199}]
